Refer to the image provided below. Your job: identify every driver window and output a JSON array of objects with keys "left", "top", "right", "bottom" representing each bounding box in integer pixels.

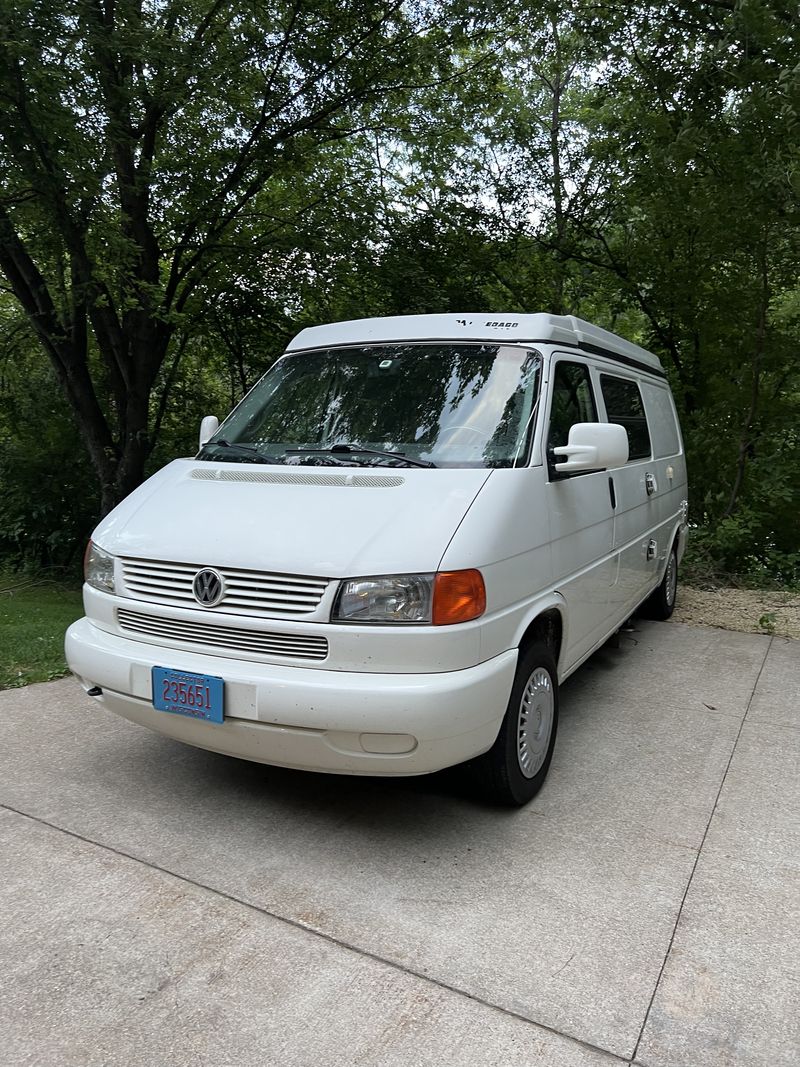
[{"left": 547, "top": 361, "right": 597, "bottom": 451}]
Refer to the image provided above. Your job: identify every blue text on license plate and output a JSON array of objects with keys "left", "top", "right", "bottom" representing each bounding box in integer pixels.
[{"left": 152, "top": 667, "right": 224, "bottom": 723}]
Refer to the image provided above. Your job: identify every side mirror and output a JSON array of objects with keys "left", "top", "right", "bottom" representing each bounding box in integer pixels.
[
  {"left": 199, "top": 415, "right": 220, "bottom": 450},
  {"left": 552, "top": 422, "right": 629, "bottom": 474}
]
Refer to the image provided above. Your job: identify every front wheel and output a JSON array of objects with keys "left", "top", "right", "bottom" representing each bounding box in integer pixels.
[
  {"left": 472, "top": 642, "right": 559, "bottom": 806},
  {"left": 643, "top": 546, "right": 678, "bottom": 620}
]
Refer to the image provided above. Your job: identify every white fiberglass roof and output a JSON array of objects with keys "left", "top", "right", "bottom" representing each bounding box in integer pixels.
[{"left": 287, "top": 313, "right": 664, "bottom": 373}]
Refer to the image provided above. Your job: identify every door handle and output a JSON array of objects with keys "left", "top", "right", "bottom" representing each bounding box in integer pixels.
[
  {"left": 645, "top": 472, "right": 657, "bottom": 496},
  {"left": 608, "top": 476, "right": 616, "bottom": 509}
]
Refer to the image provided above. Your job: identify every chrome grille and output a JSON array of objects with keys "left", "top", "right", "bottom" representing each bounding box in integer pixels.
[
  {"left": 120, "top": 557, "right": 329, "bottom": 617},
  {"left": 117, "top": 608, "right": 328, "bottom": 661}
]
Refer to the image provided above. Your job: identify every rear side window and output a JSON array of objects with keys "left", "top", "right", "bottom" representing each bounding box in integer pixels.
[
  {"left": 641, "top": 382, "right": 681, "bottom": 458},
  {"left": 547, "top": 361, "right": 597, "bottom": 451},
  {"left": 599, "top": 375, "right": 651, "bottom": 461}
]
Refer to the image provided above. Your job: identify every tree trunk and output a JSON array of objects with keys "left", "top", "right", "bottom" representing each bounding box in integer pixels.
[
  {"left": 113, "top": 381, "right": 155, "bottom": 508},
  {"left": 549, "top": 14, "right": 567, "bottom": 315}
]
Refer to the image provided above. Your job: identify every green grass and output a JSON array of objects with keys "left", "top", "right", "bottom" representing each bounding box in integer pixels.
[{"left": 0, "top": 576, "right": 83, "bottom": 690}]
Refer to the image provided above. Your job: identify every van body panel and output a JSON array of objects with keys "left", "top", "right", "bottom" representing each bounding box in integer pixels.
[
  {"left": 538, "top": 352, "right": 617, "bottom": 669},
  {"left": 545, "top": 469, "right": 617, "bottom": 670},
  {"left": 609, "top": 458, "right": 661, "bottom": 610},
  {"left": 610, "top": 462, "right": 687, "bottom": 617},
  {"left": 438, "top": 467, "right": 551, "bottom": 594},
  {"left": 591, "top": 370, "right": 684, "bottom": 616},
  {"left": 476, "top": 591, "right": 569, "bottom": 676},
  {"left": 439, "top": 466, "right": 562, "bottom": 669},
  {"left": 92, "top": 458, "right": 491, "bottom": 579},
  {"left": 66, "top": 617, "right": 516, "bottom": 775},
  {"left": 288, "top": 313, "right": 664, "bottom": 374}
]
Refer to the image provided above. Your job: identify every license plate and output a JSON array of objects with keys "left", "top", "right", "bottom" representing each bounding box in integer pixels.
[{"left": 152, "top": 667, "right": 224, "bottom": 724}]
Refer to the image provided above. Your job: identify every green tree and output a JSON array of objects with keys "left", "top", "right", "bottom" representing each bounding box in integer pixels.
[
  {"left": 0, "top": 295, "right": 99, "bottom": 564},
  {"left": 0, "top": 0, "right": 484, "bottom": 513},
  {"left": 577, "top": 1, "right": 800, "bottom": 575},
  {"left": 466, "top": 2, "right": 799, "bottom": 577}
]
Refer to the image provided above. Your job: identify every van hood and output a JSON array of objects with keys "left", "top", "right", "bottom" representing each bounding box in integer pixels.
[{"left": 92, "top": 459, "right": 492, "bottom": 577}]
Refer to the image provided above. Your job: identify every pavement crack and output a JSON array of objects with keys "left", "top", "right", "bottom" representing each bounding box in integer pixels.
[
  {"left": 1, "top": 801, "right": 630, "bottom": 1067},
  {"left": 551, "top": 951, "right": 576, "bottom": 977},
  {"left": 628, "top": 635, "right": 775, "bottom": 1063}
]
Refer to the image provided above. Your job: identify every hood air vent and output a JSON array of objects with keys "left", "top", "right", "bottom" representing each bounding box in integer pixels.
[{"left": 191, "top": 468, "right": 405, "bottom": 488}]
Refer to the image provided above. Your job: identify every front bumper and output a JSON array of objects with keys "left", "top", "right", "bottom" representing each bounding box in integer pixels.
[{"left": 65, "top": 618, "right": 517, "bottom": 776}]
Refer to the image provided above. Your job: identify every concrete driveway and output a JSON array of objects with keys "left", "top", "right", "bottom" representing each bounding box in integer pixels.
[{"left": 1, "top": 620, "right": 798, "bottom": 1066}]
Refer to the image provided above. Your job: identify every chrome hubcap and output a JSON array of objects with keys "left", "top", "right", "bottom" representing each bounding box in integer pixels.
[
  {"left": 665, "top": 553, "right": 677, "bottom": 606},
  {"left": 517, "top": 667, "right": 554, "bottom": 779}
]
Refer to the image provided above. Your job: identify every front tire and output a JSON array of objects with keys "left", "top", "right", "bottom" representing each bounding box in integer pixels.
[{"left": 472, "top": 642, "right": 559, "bottom": 806}]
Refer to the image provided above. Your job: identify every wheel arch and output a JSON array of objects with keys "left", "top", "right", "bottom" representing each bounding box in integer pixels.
[
  {"left": 513, "top": 595, "right": 567, "bottom": 678},
  {"left": 662, "top": 521, "right": 684, "bottom": 579}
]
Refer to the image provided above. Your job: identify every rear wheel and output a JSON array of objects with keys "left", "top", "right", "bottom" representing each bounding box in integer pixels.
[
  {"left": 472, "top": 642, "right": 559, "bottom": 806},
  {"left": 644, "top": 546, "right": 678, "bottom": 620}
]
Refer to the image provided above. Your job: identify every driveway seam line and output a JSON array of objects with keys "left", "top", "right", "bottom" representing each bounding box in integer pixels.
[
  {"left": 629, "top": 634, "right": 774, "bottom": 1064},
  {"left": 1, "top": 801, "right": 629, "bottom": 1067}
]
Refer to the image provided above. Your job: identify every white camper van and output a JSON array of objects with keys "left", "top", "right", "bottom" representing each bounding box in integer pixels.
[{"left": 66, "top": 314, "right": 688, "bottom": 805}]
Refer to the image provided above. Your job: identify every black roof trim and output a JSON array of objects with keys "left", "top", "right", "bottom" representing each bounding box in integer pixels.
[
  {"left": 551, "top": 340, "right": 667, "bottom": 379},
  {"left": 285, "top": 337, "right": 544, "bottom": 354},
  {"left": 287, "top": 336, "right": 667, "bottom": 379}
]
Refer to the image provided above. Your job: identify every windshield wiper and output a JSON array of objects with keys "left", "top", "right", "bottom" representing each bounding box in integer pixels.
[
  {"left": 284, "top": 444, "right": 436, "bottom": 469},
  {"left": 199, "top": 439, "right": 271, "bottom": 464}
]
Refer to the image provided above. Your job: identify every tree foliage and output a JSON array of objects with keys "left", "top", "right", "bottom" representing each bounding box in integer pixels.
[{"left": 0, "top": 0, "right": 485, "bottom": 511}]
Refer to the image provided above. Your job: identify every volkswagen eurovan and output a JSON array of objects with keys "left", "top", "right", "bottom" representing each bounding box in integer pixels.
[{"left": 66, "top": 314, "right": 688, "bottom": 804}]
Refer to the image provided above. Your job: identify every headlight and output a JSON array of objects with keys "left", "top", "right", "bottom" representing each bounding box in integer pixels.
[
  {"left": 84, "top": 541, "right": 116, "bottom": 594},
  {"left": 333, "top": 574, "right": 434, "bottom": 624},
  {"left": 332, "top": 569, "right": 486, "bottom": 625}
]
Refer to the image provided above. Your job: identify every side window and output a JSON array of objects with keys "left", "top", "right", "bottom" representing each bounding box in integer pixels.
[
  {"left": 599, "top": 375, "right": 652, "bottom": 461},
  {"left": 641, "top": 382, "right": 681, "bottom": 458},
  {"left": 547, "top": 361, "right": 597, "bottom": 451}
]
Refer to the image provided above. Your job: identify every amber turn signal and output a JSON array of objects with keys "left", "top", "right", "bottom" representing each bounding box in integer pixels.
[{"left": 432, "top": 569, "right": 486, "bottom": 625}]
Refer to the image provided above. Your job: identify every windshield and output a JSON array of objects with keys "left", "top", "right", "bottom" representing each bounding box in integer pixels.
[{"left": 199, "top": 343, "right": 541, "bottom": 469}]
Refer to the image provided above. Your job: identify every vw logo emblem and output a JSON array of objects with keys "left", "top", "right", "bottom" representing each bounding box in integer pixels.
[{"left": 192, "top": 568, "right": 225, "bottom": 607}]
